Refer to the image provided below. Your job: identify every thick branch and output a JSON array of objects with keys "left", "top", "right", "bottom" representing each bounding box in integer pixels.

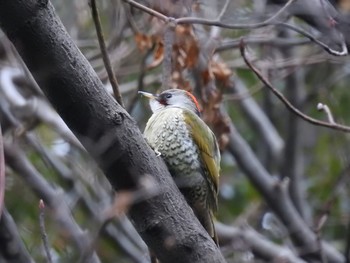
[
  {"left": 0, "top": 208, "right": 34, "bottom": 263},
  {"left": 4, "top": 141, "right": 101, "bottom": 263},
  {"left": 216, "top": 223, "right": 307, "bottom": 263},
  {"left": 0, "top": 1, "right": 224, "bottom": 262},
  {"left": 228, "top": 78, "right": 284, "bottom": 161},
  {"left": 278, "top": 29, "right": 310, "bottom": 222},
  {"left": 226, "top": 119, "right": 343, "bottom": 262}
]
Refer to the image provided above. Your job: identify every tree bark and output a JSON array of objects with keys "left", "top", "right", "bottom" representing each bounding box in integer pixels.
[
  {"left": 0, "top": 1, "right": 225, "bottom": 262},
  {"left": 0, "top": 208, "right": 34, "bottom": 263}
]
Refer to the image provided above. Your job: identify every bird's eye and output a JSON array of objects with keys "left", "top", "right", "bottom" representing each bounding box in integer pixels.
[{"left": 165, "top": 93, "right": 172, "bottom": 99}]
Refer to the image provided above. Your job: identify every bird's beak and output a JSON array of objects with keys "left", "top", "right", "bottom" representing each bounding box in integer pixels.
[{"left": 138, "top": 91, "right": 158, "bottom": 100}]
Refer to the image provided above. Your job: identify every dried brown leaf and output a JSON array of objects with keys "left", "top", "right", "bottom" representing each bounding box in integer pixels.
[
  {"left": 147, "top": 42, "right": 164, "bottom": 69},
  {"left": 212, "top": 61, "right": 232, "bottom": 85},
  {"left": 134, "top": 33, "right": 153, "bottom": 52}
]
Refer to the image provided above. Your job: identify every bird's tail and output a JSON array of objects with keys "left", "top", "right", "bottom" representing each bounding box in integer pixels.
[
  {"left": 210, "top": 211, "right": 219, "bottom": 246},
  {"left": 201, "top": 210, "right": 218, "bottom": 246}
]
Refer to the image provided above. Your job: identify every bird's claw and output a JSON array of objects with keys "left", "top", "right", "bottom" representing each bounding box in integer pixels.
[{"left": 154, "top": 149, "right": 162, "bottom": 157}]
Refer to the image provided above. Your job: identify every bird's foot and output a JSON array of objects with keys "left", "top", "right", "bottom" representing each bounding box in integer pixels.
[{"left": 154, "top": 149, "right": 162, "bottom": 157}]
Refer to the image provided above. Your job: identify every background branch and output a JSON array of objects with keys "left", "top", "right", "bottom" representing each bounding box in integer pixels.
[
  {"left": 89, "top": 0, "right": 125, "bottom": 107},
  {"left": 240, "top": 41, "right": 350, "bottom": 133},
  {"left": 0, "top": 208, "right": 34, "bottom": 263},
  {"left": 39, "top": 200, "right": 53, "bottom": 263}
]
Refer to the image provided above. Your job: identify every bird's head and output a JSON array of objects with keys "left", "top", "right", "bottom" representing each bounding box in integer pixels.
[{"left": 139, "top": 89, "right": 201, "bottom": 116}]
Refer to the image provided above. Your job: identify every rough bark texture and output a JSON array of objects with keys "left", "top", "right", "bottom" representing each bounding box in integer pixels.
[
  {"left": 0, "top": 1, "right": 225, "bottom": 262},
  {"left": 0, "top": 208, "right": 34, "bottom": 263}
]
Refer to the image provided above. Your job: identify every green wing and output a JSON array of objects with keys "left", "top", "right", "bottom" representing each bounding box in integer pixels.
[{"left": 184, "top": 110, "right": 220, "bottom": 212}]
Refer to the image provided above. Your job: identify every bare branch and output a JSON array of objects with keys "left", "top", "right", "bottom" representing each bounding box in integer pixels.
[
  {"left": 123, "top": 0, "right": 168, "bottom": 21},
  {"left": 0, "top": 208, "right": 35, "bottom": 263},
  {"left": 278, "top": 22, "right": 348, "bottom": 56},
  {"left": 216, "top": 37, "right": 310, "bottom": 52},
  {"left": 278, "top": 29, "right": 311, "bottom": 222},
  {"left": 216, "top": 222, "right": 307, "bottom": 263},
  {"left": 162, "top": 23, "right": 175, "bottom": 90},
  {"left": 225, "top": 117, "right": 344, "bottom": 262},
  {"left": 239, "top": 40, "right": 350, "bottom": 133},
  {"left": 269, "top": 0, "right": 350, "bottom": 54},
  {"left": 317, "top": 103, "right": 335, "bottom": 124},
  {"left": 227, "top": 78, "right": 284, "bottom": 160},
  {"left": 264, "top": 0, "right": 296, "bottom": 24},
  {"left": 0, "top": 123, "right": 4, "bottom": 218},
  {"left": 217, "top": 0, "right": 230, "bottom": 21},
  {"left": 4, "top": 141, "right": 101, "bottom": 263},
  {"left": 176, "top": 0, "right": 294, "bottom": 27},
  {"left": 315, "top": 214, "right": 328, "bottom": 263},
  {"left": 124, "top": 0, "right": 292, "bottom": 27},
  {"left": 0, "top": 67, "right": 83, "bottom": 149},
  {"left": 39, "top": 200, "right": 53, "bottom": 263},
  {"left": 345, "top": 219, "right": 350, "bottom": 263},
  {"left": 124, "top": 0, "right": 347, "bottom": 57},
  {"left": 89, "top": 0, "right": 125, "bottom": 107}
]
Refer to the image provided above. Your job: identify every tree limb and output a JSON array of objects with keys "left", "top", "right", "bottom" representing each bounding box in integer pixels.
[
  {"left": 0, "top": 208, "right": 34, "bottom": 263},
  {"left": 216, "top": 223, "right": 307, "bottom": 263},
  {"left": 226, "top": 119, "right": 344, "bottom": 262},
  {"left": 240, "top": 41, "right": 350, "bottom": 133}
]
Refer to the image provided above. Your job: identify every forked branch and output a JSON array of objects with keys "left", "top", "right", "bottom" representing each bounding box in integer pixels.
[{"left": 239, "top": 40, "right": 350, "bottom": 133}]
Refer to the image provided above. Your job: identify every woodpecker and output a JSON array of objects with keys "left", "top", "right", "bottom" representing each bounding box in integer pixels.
[{"left": 139, "top": 89, "right": 220, "bottom": 244}]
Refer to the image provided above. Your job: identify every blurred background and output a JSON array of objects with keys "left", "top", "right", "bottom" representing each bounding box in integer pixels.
[{"left": 1, "top": 0, "right": 350, "bottom": 262}]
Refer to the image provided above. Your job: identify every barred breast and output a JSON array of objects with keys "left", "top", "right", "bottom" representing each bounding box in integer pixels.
[
  {"left": 144, "top": 107, "right": 215, "bottom": 242},
  {"left": 144, "top": 107, "right": 204, "bottom": 188}
]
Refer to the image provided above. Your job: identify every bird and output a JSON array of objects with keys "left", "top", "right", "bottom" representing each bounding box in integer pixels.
[{"left": 139, "top": 88, "right": 220, "bottom": 244}]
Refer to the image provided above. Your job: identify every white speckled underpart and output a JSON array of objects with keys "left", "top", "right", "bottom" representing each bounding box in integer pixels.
[
  {"left": 144, "top": 107, "right": 215, "bottom": 237},
  {"left": 146, "top": 107, "right": 209, "bottom": 189},
  {"left": 145, "top": 108, "right": 202, "bottom": 183},
  {"left": 142, "top": 89, "right": 219, "bottom": 241}
]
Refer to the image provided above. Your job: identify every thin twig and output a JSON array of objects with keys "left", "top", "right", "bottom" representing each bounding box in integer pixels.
[
  {"left": 89, "top": 0, "right": 125, "bottom": 107},
  {"left": 0, "top": 124, "right": 4, "bottom": 218},
  {"left": 345, "top": 219, "right": 350, "bottom": 263},
  {"left": 317, "top": 103, "right": 335, "bottom": 124},
  {"left": 124, "top": 0, "right": 294, "bottom": 29},
  {"left": 224, "top": 85, "right": 263, "bottom": 101},
  {"left": 263, "top": 0, "right": 296, "bottom": 24},
  {"left": 217, "top": 0, "right": 230, "bottom": 21},
  {"left": 123, "top": 0, "right": 347, "bottom": 57},
  {"left": 123, "top": 2, "right": 139, "bottom": 34},
  {"left": 127, "top": 46, "right": 155, "bottom": 112},
  {"left": 162, "top": 23, "right": 175, "bottom": 90},
  {"left": 239, "top": 40, "right": 350, "bottom": 133},
  {"left": 224, "top": 65, "right": 298, "bottom": 101},
  {"left": 123, "top": 0, "right": 168, "bottom": 21},
  {"left": 315, "top": 162, "right": 350, "bottom": 263},
  {"left": 39, "top": 200, "right": 53, "bottom": 263},
  {"left": 315, "top": 214, "right": 328, "bottom": 263},
  {"left": 216, "top": 37, "right": 310, "bottom": 52},
  {"left": 278, "top": 22, "right": 348, "bottom": 56}
]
